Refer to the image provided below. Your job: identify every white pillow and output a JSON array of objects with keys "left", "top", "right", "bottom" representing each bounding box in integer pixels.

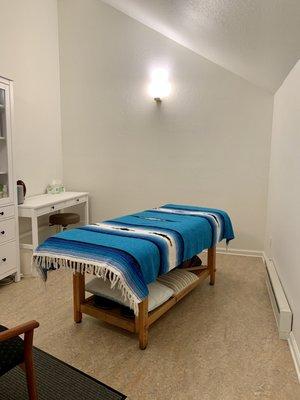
[
  {"left": 157, "top": 268, "right": 199, "bottom": 294},
  {"left": 85, "top": 278, "right": 174, "bottom": 312}
]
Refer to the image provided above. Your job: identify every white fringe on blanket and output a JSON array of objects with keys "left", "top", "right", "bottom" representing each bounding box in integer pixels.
[{"left": 32, "top": 253, "right": 141, "bottom": 315}]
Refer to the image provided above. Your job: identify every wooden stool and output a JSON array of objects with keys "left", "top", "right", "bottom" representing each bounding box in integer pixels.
[{"left": 49, "top": 213, "right": 80, "bottom": 231}]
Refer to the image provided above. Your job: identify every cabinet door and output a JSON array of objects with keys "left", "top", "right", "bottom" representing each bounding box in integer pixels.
[{"left": 0, "top": 82, "right": 13, "bottom": 205}]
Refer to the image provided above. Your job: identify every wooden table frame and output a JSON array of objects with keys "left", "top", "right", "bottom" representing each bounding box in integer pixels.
[{"left": 73, "top": 246, "right": 216, "bottom": 349}]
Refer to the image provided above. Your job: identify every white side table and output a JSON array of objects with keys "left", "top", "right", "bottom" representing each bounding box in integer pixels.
[{"left": 18, "top": 191, "right": 89, "bottom": 255}]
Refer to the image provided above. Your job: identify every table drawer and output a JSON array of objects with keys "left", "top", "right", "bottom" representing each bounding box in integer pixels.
[
  {"left": 37, "top": 202, "right": 66, "bottom": 217},
  {"left": 0, "top": 241, "right": 17, "bottom": 275},
  {"left": 0, "top": 205, "right": 14, "bottom": 221},
  {"left": 65, "top": 196, "right": 87, "bottom": 208},
  {"left": 0, "top": 218, "right": 15, "bottom": 244}
]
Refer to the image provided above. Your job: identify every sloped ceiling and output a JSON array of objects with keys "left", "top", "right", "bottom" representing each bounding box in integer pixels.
[{"left": 102, "top": 0, "right": 300, "bottom": 93}]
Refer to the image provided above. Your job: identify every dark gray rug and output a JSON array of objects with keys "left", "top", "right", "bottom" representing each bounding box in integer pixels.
[{"left": 0, "top": 348, "right": 126, "bottom": 399}]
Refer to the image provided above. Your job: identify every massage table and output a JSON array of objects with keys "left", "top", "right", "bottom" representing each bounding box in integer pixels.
[{"left": 33, "top": 204, "right": 234, "bottom": 349}]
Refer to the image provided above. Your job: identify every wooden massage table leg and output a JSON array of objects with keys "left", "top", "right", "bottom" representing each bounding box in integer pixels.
[
  {"left": 208, "top": 246, "right": 216, "bottom": 286},
  {"left": 138, "top": 298, "right": 149, "bottom": 350},
  {"left": 73, "top": 272, "right": 85, "bottom": 323}
]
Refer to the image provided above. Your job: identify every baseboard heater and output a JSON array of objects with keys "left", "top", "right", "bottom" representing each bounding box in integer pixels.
[{"left": 265, "top": 257, "right": 292, "bottom": 339}]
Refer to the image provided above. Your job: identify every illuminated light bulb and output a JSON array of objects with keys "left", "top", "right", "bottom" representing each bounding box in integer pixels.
[{"left": 148, "top": 68, "right": 171, "bottom": 102}]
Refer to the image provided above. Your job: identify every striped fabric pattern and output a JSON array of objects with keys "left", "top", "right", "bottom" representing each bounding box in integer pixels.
[
  {"left": 153, "top": 206, "right": 223, "bottom": 246},
  {"left": 84, "top": 222, "right": 181, "bottom": 275},
  {"left": 157, "top": 269, "right": 199, "bottom": 294},
  {"left": 33, "top": 204, "right": 234, "bottom": 314}
]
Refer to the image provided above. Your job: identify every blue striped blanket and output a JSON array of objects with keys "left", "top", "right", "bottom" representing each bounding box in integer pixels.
[{"left": 33, "top": 204, "right": 234, "bottom": 314}]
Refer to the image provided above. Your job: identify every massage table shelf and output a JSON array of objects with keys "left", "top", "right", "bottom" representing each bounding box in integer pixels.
[
  {"left": 81, "top": 296, "right": 137, "bottom": 333},
  {"left": 73, "top": 246, "right": 216, "bottom": 349},
  {"left": 147, "top": 267, "right": 210, "bottom": 326}
]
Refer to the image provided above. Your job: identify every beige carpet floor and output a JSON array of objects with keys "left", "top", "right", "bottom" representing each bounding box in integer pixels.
[{"left": 1, "top": 254, "right": 299, "bottom": 399}]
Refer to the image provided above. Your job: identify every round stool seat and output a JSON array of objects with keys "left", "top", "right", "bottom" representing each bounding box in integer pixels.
[{"left": 49, "top": 213, "right": 80, "bottom": 227}]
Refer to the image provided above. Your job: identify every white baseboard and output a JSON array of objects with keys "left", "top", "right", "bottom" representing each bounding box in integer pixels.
[
  {"left": 288, "top": 332, "right": 300, "bottom": 383},
  {"left": 216, "top": 247, "right": 263, "bottom": 258},
  {"left": 262, "top": 251, "right": 270, "bottom": 265},
  {"left": 263, "top": 253, "right": 299, "bottom": 382}
]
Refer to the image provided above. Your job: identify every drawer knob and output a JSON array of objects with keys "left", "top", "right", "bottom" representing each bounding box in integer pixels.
[
  {"left": 51, "top": 206, "right": 55, "bottom": 210},
  {"left": 0, "top": 212, "right": 3, "bottom": 216},
  {"left": 77, "top": 199, "right": 79, "bottom": 202},
  {"left": 2, "top": 257, "right": 6, "bottom": 262},
  {"left": 1, "top": 231, "right": 5, "bottom": 235}
]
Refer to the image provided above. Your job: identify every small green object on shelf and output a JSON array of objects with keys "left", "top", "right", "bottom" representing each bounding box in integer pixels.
[{"left": 46, "top": 183, "right": 65, "bottom": 194}]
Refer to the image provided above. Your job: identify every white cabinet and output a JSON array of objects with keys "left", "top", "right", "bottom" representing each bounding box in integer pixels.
[{"left": 0, "top": 76, "right": 20, "bottom": 282}]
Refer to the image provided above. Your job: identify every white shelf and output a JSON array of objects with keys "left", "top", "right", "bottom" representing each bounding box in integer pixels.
[{"left": 0, "top": 77, "right": 20, "bottom": 282}]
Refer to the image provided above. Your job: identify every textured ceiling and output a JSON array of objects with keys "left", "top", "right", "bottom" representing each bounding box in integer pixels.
[{"left": 102, "top": 0, "right": 300, "bottom": 93}]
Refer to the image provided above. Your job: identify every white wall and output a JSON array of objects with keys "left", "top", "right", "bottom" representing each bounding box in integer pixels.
[
  {"left": 265, "top": 61, "right": 300, "bottom": 345},
  {"left": 58, "top": 0, "right": 273, "bottom": 251},
  {"left": 0, "top": 0, "right": 62, "bottom": 196}
]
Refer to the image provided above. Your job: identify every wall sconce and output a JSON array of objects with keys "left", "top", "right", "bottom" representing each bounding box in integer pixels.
[{"left": 148, "top": 68, "right": 171, "bottom": 103}]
